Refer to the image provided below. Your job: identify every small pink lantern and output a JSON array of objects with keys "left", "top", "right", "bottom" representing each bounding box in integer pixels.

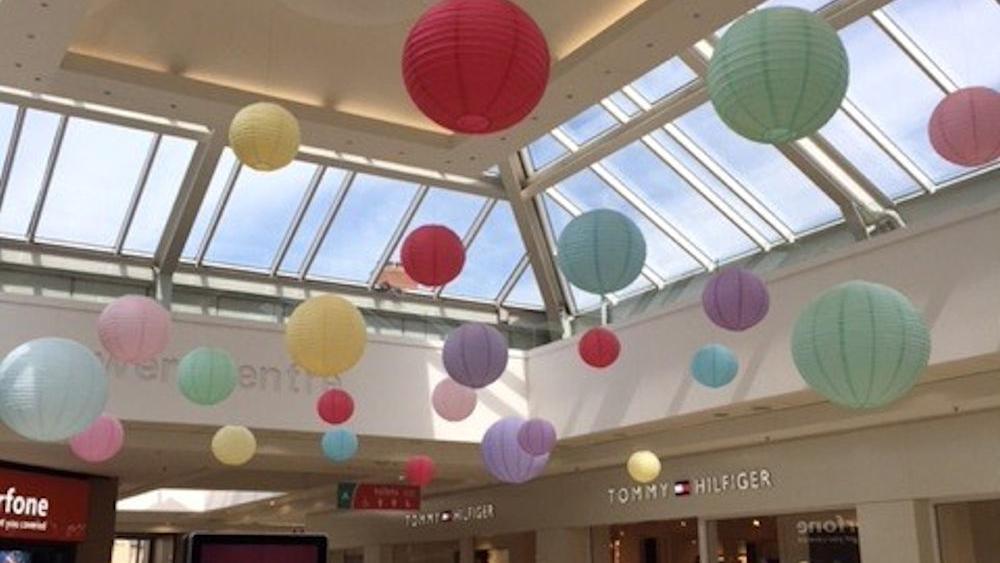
[
  {"left": 405, "top": 455, "right": 436, "bottom": 487},
  {"left": 431, "top": 379, "right": 477, "bottom": 422},
  {"left": 69, "top": 414, "right": 124, "bottom": 463},
  {"left": 928, "top": 87, "right": 1000, "bottom": 167},
  {"left": 517, "top": 418, "right": 556, "bottom": 456},
  {"left": 97, "top": 295, "right": 171, "bottom": 364}
]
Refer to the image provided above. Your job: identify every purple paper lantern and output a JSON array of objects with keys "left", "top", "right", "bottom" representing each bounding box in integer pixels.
[
  {"left": 517, "top": 418, "right": 557, "bottom": 456},
  {"left": 443, "top": 323, "right": 509, "bottom": 389},
  {"left": 481, "top": 417, "right": 548, "bottom": 484},
  {"left": 702, "top": 268, "right": 770, "bottom": 331}
]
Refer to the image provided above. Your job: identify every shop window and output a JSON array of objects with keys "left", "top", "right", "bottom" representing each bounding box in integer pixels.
[
  {"left": 600, "top": 519, "right": 698, "bottom": 563},
  {"left": 936, "top": 498, "right": 1000, "bottom": 563},
  {"left": 111, "top": 538, "right": 152, "bottom": 563},
  {"left": 709, "top": 509, "right": 859, "bottom": 563}
]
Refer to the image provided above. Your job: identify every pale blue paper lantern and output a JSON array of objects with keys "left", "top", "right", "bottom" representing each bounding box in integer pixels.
[
  {"left": 691, "top": 344, "right": 739, "bottom": 388},
  {"left": 557, "top": 209, "right": 646, "bottom": 295},
  {"left": 0, "top": 338, "right": 109, "bottom": 441},
  {"left": 321, "top": 429, "right": 359, "bottom": 463}
]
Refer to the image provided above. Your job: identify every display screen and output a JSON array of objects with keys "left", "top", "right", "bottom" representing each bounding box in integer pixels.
[
  {"left": 188, "top": 534, "right": 326, "bottom": 563},
  {"left": 0, "top": 550, "right": 30, "bottom": 563}
]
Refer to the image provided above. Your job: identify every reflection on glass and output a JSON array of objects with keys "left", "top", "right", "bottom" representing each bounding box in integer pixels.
[
  {"left": 0, "top": 109, "right": 61, "bottom": 237},
  {"left": 711, "top": 510, "right": 860, "bottom": 563},
  {"left": 123, "top": 136, "right": 197, "bottom": 255}
]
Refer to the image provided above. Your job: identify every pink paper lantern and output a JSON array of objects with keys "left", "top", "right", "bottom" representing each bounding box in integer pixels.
[
  {"left": 431, "top": 379, "right": 477, "bottom": 422},
  {"left": 929, "top": 87, "right": 1000, "bottom": 167},
  {"left": 69, "top": 414, "right": 124, "bottom": 463},
  {"left": 405, "top": 455, "right": 436, "bottom": 487},
  {"left": 98, "top": 295, "right": 171, "bottom": 364}
]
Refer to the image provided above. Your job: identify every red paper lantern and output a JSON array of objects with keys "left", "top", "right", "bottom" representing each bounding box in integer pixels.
[
  {"left": 401, "top": 225, "right": 465, "bottom": 287},
  {"left": 317, "top": 389, "right": 355, "bottom": 425},
  {"left": 405, "top": 455, "right": 436, "bottom": 487},
  {"left": 402, "top": 0, "right": 551, "bottom": 134},
  {"left": 579, "top": 327, "right": 620, "bottom": 369},
  {"left": 928, "top": 87, "right": 1000, "bottom": 167}
]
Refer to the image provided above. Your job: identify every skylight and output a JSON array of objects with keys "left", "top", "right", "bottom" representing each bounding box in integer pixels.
[{"left": 116, "top": 489, "right": 283, "bottom": 513}]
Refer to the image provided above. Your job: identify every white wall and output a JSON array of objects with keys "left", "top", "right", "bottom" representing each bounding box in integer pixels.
[
  {"left": 527, "top": 201, "right": 1000, "bottom": 437},
  {"left": 0, "top": 294, "right": 528, "bottom": 442}
]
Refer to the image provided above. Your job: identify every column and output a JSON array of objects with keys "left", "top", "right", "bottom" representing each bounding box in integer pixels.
[
  {"left": 857, "top": 500, "right": 935, "bottom": 563},
  {"left": 698, "top": 519, "right": 719, "bottom": 563},
  {"left": 458, "top": 537, "right": 475, "bottom": 563},
  {"left": 363, "top": 544, "right": 393, "bottom": 563},
  {"left": 536, "top": 527, "right": 590, "bottom": 563}
]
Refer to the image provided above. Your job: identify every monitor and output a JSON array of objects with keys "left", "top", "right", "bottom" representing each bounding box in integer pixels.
[{"left": 187, "top": 534, "right": 327, "bottom": 563}]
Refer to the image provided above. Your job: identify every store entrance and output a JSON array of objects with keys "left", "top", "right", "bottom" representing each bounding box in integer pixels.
[
  {"left": 0, "top": 541, "right": 75, "bottom": 563},
  {"left": 709, "top": 509, "right": 860, "bottom": 563},
  {"left": 600, "top": 518, "right": 699, "bottom": 563}
]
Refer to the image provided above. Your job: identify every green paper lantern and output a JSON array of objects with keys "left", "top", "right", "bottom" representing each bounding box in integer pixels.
[
  {"left": 791, "top": 281, "right": 931, "bottom": 409},
  {"left": 557, "top": 209, "right": 646, "bottom": 295},
  {"left": 178, "top": 347, "right": 237, "bottom": 406},
  {"left": 708, "top": 7, "right": 849, "bottom": 144}
]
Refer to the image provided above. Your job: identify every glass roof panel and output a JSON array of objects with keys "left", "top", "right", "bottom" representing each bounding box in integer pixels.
[
  {"left": 601, "top": 140, "right": 757, "bottom": 260},
  {"left": 0, "top": 104, "right": 18, "bottom": 229},
  {"left": 503, "top": 264, "right": 545, "bottom": 309},
  {"left": 818, "top": 111, "right": 919, "bottom": 201},
  {"left": 35, "top": 118, "right": 154, "bottom": 248},
  {"left": 607, "top": 92, "right": 641, "bottom": 118},
  {"left": 0, "top": 109, "right": 60, "bottom": 238},
  {"left": 443, "top": 202, "right": 525, "bottom": 302},
  {"left": 388, "top": 188, "right": 487, "bottom": 264},
  {"left": 884, "top": 0, "right": 1000, "bottom": 90},
  {"left": 561, "top": 105, "right": 619, "bottom": 146},
  {"left": 542, "top": 194, "right": 602, "bottom": 312},
  {"left": 629, "top": 58, "right": 697, "bottom": 105},
  {"left": 308, "top": 174, "right": 418, "bottom": 283},
  {"left": 181, "top": 149, "right": 237, "bottom": 260},
  {"left": 277, "top": 168, "right": 349, "bottom": 275},
  {"left": 676, "top": 104, "right": 841, "bottom": 233},
  {"left": 840, "top": 18, "right": 966, "bottom": 183},
  {"left": 527, "top": 134, "right": 569, "bottom": 172},
  {"left": 203, "top": 160, "right": 318, "bottom": 270},
  {"left": 122, "top": 136, "right": 198, "bottom": 255}
]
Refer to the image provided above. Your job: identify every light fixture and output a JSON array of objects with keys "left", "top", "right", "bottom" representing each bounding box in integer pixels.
[{"left": 752, "top": 519, "right": 761, "bottom": 528}]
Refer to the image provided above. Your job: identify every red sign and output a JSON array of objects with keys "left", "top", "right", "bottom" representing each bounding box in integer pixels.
[
  {"left": 337, "top": 483, "right": 420, "bottom": 511},
  {"left": 0, "top": 468, "right": 90, "bottom": 542}
]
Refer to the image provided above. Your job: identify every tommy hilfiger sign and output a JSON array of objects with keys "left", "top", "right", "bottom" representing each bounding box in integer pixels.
[{"left": 607, "top": 467, "right": 773, "bottom": 506}]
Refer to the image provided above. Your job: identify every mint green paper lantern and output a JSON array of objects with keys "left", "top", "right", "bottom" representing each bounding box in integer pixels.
[
  {"left": 178, "top": 347, "right": 237, "bottom": 406},
  {"left": 791, "top": 281, "right": 931, "bottom": 409},
  {"left": 708, "top": 7, "right": 849, "bottom": 144},
  {"left": 557, "top": 209, "right": 646, "bottom": 295}
]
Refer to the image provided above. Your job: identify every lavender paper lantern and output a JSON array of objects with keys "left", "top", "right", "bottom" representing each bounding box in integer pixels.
[
  {"left": 702, "top": 268, "right": 770, "bottom": 331},
  {"left": 443, "top": 324, "right": 509, "bottom": 389},
  {"left": 69, "top": 414, "right": 124, "bottom": 463},
  {"left": 481, "top": 417, "right": 548, "bottom": 484},
  {"left": 517, "top": 418, "right": 556, "bottom": 456},
  {"left": 431, "top": 379, "right": 477, "bottom": 422}
]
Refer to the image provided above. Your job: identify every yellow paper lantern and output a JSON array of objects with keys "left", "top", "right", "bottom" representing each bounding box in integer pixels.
[
  {"left": 228, "top": 102, "right": 301, "bottom": 171},
  {"left": 285, "top": 295, "right": 367, "bottom": 377},
  {"left": 627, "top": 450, "right": 661, "bottom": 484},
  {"left": 211, "top": 425, "right": 256, "bottom": 466}
]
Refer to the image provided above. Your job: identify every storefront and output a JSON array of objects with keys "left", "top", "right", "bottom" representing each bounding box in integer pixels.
[{"left": 0, "top": 463, "right": 117, "bottom": 563}]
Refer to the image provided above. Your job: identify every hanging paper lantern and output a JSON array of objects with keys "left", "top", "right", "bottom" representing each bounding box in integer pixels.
[
  {"left": 0, "top": 338, "right": 108, "bottom": 442},
  {"left": 442, "top": 323, "right": 509, "bottom": 389},
  {"left": 791, "top": 281, "right": 931, "bottom": 409},
  {"left": 557, "top": 209, "right": 646, "bottom": 295},
  {"left": 211, "top": 425, "right": 257, "bottom": 466},
  {"left": 229, "top": 102, "right": 301, "bottom": 172},
  {"left": 928, "top": 87, "right": 1000, "bottom": 167},
  {"left": 321, "top": 429, "right": 359, "bottom": 463},
  {"left": 578, "top": 327, "right": 621, "bottom": 368},
  {"left": 405, "top": 455, "right": 436, "bottom": 487},
  {"left": 69, "top": 414, "right": 124, "bottom": 464},
  {"left": 401, "top": 225, "right": 466, "bottom": 287},
  {"left": 97, "top": 295, "right": 171, "bottom": 364},
  {"left": 702, "top": 268, "right": 770, "bottom": 332},
  {"left": 431, "top": 379, "right": 477, "bottom": 422},
  {"left": 402, "top": 0, "right": 551, "bottom": 134},
  {"left": 627, "top": 450, "right": 661, "bottom": 484},
  {"left": 178, "top": 347, "right": 237, "bottom": 406},
  {"left": 517, "top": 418, "right": 556, "bottom": 456},
  {"left": 317, "top": 389, "right": 355, "bottom": 425},
  {"left": 708, "top": 7, "right": 849, "bottom": 143},
  {"left": 481, "top": 417, "right": 548, "bottom": 484},
  {"left": 691, "top": 344, "right": 739, "bottom": 388},
  {"left": 286, "top": 295, "right": 367, "bottom": 377}
]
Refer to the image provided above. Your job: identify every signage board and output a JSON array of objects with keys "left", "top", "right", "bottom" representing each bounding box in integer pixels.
[
  {"left": 337, "top": 483, "right": 420, "bottom": 511},
  {"left": 0, "top": 467, "right": 90, "bottom": 542}
]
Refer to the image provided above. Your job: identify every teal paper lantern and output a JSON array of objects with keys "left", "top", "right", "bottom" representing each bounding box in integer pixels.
[
  {"left": 322, "top": 429, "right": 359, "bottom": 463},
  {"left": 178, "top": 347, "right": 237, "bottom": 406},
  {"left": 708, "top": 7, "right": 849, "bottom": 144},
  {"left": 0, "top": 338, "right": 108, "bottom": 441},
  {"left": 557, "top": 209, "right": 646, "bottom": 295},
  {"left": 791, "top": 281, "right": 931, "bottom": 409},
  {"left": 691, "top": 344, "right": 739, "bottom": 388}
]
